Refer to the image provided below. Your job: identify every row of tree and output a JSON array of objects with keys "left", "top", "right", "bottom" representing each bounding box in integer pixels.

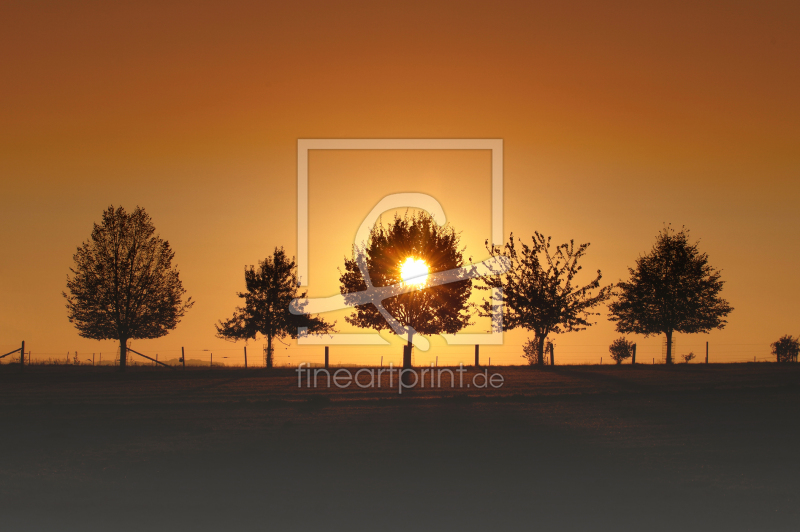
[
  {"left": 63, "top": 206, "right": 737, "bottom": 370},
  {"left": 340, "top": 210, "right": 733, "bottom": 366}
]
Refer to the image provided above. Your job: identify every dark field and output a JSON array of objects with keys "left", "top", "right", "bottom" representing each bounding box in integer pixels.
[{"left": 1, "top": 364, "right": 799, "bottom": 531}]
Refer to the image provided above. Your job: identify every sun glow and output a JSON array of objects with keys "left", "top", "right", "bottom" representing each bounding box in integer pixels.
[{"left": 400, "top": 257, "right": 429, "bottom": 287}]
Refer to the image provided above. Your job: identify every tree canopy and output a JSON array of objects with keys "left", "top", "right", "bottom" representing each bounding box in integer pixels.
[
  {"left": 339, "top": 211, "right": 472, "bottom": 367},
  {"left": 64, "top": 205, "right": 193, "bottom": 370},
  {"left": 608, "top": 226, "right": 733, "bottom": 364},
  {"left": 480, "top": 232, "right": 613, "bottom": 365},
  {"left": 216, "top": 247, "right": 334, "bottom": 368}
]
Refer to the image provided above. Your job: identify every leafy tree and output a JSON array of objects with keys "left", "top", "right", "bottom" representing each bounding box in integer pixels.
[
  {"left": 608, "top": 337, "right": 634, "bottom": 364},
  {"left": 339, "top": 211, "right": 472, "bottom": 368},
  {"left": 216, "top": 247, "right": 334, "bottom": 368},
  {"left": 771, "top": 335, "right": 800, "bottom": 363},
  {"left": 480, "top": 232, "right": 613, "bottom": 366},
  {"left": 64, "top": 206, "right": 193, "bottom": 371},
  {"left": 609, "top": 226, "right": 733, "bottom": 364}
]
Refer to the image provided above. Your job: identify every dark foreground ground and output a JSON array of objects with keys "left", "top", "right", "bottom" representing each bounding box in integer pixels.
[{"left": 1, "top": 363, "right": 799, "bottom": 531}]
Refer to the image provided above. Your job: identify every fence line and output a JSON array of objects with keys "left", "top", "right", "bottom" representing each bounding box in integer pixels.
[{"left": 1, "top": 341, "right": 792, "bottom": 368}]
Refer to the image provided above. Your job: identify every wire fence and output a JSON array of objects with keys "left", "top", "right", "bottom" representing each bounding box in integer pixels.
[{"left": 0, "top": 341, "right": 789, "bottom": 368}]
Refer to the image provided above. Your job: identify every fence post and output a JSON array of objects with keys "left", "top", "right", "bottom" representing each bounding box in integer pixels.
[
  {"left": 210, "top": 353, "right": 213, "bottom": 368},
  {"left": 475, "top": 345, "right": 480, "bottom": 367},
  {"left": 244, "top": 346, "right": 248, "bottom": 368},
  {"left": 706, "top": 341, "right": 709, "bottom": 364},
  {"left": 325, "top": 346, "right": 329, "bottom": 369},
  {"left": 20, "top": 340, "right": 25, "bottom": 369},
  {"left": 631, "top": 343, "right": 636, "bottom": 365},
  {"left": 181, "top": 347, "right": 186, "bottom": 370},
  {"left": 549, "top": 343, "right": 554, "bottom": 366}
]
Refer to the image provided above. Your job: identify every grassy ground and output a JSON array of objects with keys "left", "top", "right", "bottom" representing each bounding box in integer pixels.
[{"left": 1, "top": 364, "right": 799, "bottom": 531}]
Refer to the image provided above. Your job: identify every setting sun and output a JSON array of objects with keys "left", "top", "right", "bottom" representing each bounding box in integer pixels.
[{"left": 400, "top": 257, "right": 429, "bottom": 287}]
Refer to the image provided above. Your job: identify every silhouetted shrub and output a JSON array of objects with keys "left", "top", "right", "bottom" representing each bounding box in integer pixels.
[
  {"left": 608, "top": 337, "right": 634, "bottom": 364},
  {"left": 771, "top": 335, "right": 800, "bottom": 363}
]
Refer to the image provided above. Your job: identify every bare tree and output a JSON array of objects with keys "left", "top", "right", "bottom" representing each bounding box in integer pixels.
[
  {"left": 480, "top": 232, "right": 613, "bottom": 366},
  {"left": 523, "top": 338, "right": 554, "bottom": 365},
  {"left": 609, "top": 226, "right": 733, "bottom": 364},
  {"left": 216, "top": 247, "right": 334, "bottom": 368},
  {"left": 64, "top": 206, "right": 193, "bottom": 370}
]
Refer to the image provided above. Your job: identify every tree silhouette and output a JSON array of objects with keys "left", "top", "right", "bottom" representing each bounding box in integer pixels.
[
  {"left": 609, "top": 226, "right": 733, "bottom": 364},
  {"left": 216, "top": 247, "right": 334, "bottom": 368},
  {"left": 608, "top": 337, "right": 634, "bottom": 364},
  {"left": 339, "top": 211, "right": 472, "bottom": 368},
  {"left": 480, "top": 232, "right": 613, "bottom": 366},
  {"left": 771, "top": 335, "right": 799, "bottom": 363},
  {"left": 64, "top": 206, "right": 193, "bottom": 371}
]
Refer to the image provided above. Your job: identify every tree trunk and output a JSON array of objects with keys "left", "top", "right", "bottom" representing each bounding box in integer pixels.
[
  {"left": 665, "top": 329, "right": 673, "bottom": 365},
  {"left": 404, "top": 330, "right": 413, "bottom": 369},
  {"left": 119, "top": 337, "right": 128, "bottom": 371},
  {"left": 266, "top": 335, "right": 273, "bottom": 369},
  {"left": 402, "top": 331, "right": 414, "bottom": 387}
]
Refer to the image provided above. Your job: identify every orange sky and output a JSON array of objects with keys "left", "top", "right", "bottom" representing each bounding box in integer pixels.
[{"left": 1, "top": 0, "right": 798, "bottom": 365}]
